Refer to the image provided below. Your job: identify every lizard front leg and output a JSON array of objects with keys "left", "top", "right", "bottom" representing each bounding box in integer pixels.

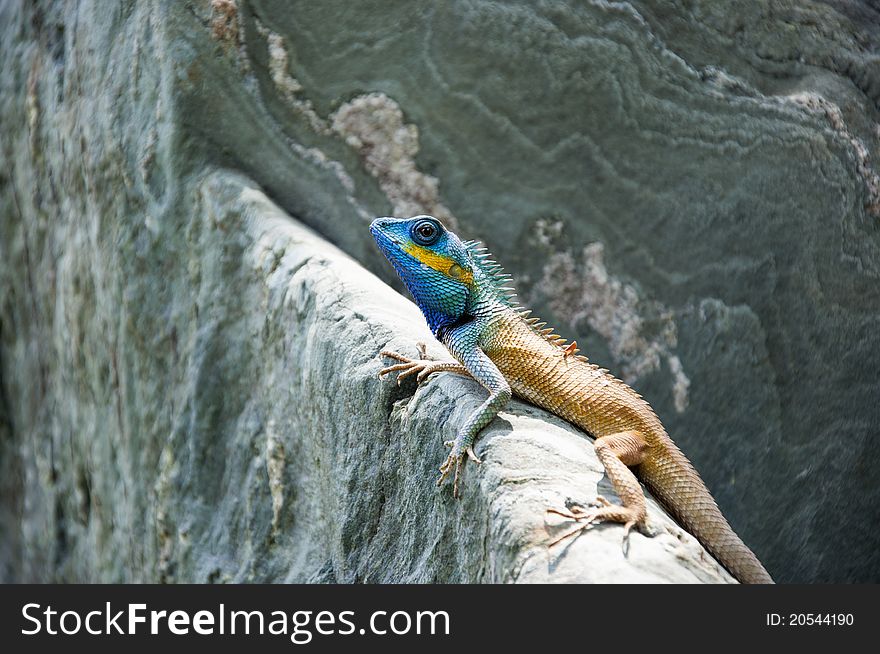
[
  {"left": 378, "top": 324, "right": 511, "bottom": 497},
  {"left": 547, "top": 430, "right": 648, "bottom": 553},
  {"left": 379, "top": 344, "right": 491, "bottom": 495},
  {"left": 436, "top": 320, "right": 512, "bottom": 498}
]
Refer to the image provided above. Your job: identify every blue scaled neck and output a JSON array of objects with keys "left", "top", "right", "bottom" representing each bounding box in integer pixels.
[{"left": 419, "top": 303, "right": 464, "bottom": 335}]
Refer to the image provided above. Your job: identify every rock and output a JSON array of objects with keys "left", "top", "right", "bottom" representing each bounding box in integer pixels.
[
  {"left": 2, "top": 0, "right": 878, "bottom": 582},
  {"left": 1, "top": 167, "right": 733, "bottom": 583}
]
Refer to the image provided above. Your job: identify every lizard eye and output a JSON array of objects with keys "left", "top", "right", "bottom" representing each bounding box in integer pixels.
[{"left": 411, "top": 218, "right": 442, "bottom": 246}]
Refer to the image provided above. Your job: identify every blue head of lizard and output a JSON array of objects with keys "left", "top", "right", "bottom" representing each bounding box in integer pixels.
[{"left": 370, "top": 215, "right": 475, "bottom": 333}]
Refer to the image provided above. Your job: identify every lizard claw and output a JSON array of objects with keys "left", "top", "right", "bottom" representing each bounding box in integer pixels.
[
  {"left": 621, "top": 520, "right": 637, "bottom": 557},
  {"left": 437, "top": 451, "right": 463, "bottom": 497},
  {"left": 378, "top": 349, "right": 447, "bottom": 385},
  {"left": 546, "top": 509, "right": 602, "bottom": 547},
  {"left": 416, "top": 341, "right": 431, "bottom": 360},
  {"left": 546, "top": 498, "right": 645, "bottom": 552},
  {"left": 416, "top": 367, "right": 436, "bottom": 384},
  {"left": 437, "top": 439, "right": 479, "bottom": 497},
  {"left": 378, "top": 352, "right": 433, "bottom": 385}
]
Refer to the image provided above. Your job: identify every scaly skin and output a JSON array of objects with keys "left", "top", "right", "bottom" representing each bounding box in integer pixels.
[{"left": 371, "top": 215, "right": 773, "bottom": 584}]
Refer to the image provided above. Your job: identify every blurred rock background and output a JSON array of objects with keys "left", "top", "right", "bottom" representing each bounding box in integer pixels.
[{"left": 1, "top": 0, "right": 878, "bottom": 582}]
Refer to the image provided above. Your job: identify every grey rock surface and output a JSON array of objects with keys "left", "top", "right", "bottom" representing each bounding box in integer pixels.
[
  {"left": 1, "top": 0, "right": 878, "bottom": 582},
  {"left": 0, "top": 166, "right": 734, "bottom": 583}
]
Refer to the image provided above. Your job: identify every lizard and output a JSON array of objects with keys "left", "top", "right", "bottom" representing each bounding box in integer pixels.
[{"left": 370, "top": 215, "right": 773, "bottom": 584}]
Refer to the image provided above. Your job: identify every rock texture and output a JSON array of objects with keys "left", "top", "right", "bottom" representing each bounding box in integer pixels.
[
  {"left": 1, "top": 1, "right": 879, "bottom": 582},
  {"left": 0, "top": 166, "right": 734, "bottom": 583}
]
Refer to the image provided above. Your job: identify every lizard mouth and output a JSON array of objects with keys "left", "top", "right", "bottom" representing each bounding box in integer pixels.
[{"left": 370, "top": 218, "right": 404, "bottom": 251}]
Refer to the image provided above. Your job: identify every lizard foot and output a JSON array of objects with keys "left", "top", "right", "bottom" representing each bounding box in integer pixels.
[
  {"left": 437, "top": 440, "right": 481, "bottom": 498},
  {"left": 378, "top": 349, "right": 438, "bottom": 385},
  {"left": 378, "top": 347, "right": 469, "bottom": 385},
  {"left": 546, "top": 498, "right": 645, "bottom": 555}
]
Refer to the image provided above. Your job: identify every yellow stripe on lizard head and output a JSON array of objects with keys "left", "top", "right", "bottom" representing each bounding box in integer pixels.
[{"left": 402, "top": 242, "right": 474, "bottom": 286}]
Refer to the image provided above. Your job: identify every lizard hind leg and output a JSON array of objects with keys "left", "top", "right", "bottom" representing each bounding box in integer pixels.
[{"left": 547, "top": 430, "right": 649, "bottom": 555}]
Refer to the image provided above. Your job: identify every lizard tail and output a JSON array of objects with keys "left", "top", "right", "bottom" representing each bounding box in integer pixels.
[{"left": 641, "top": 441, "right": 774, "bottom": 584}]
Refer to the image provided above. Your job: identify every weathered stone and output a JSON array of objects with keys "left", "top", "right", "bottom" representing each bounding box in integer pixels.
[
  {"left": 2, "top": 0, "right": 879, "bottom": 582},
  {"left": 2, "top": 166, "right": 735, "bottom": 583}
]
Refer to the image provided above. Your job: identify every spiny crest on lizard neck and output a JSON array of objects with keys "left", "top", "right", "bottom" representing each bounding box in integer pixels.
[{"left": 369, "top": 215, "right": 581, "bottom": 355}]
